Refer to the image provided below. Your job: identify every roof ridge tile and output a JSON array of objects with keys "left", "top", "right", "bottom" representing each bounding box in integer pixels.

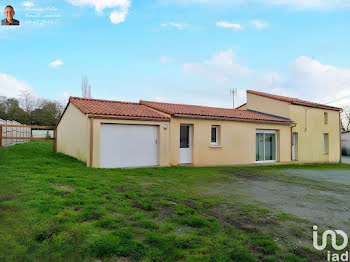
[
  {"left": 141, "top": 100, "right": 242, "bottom": 111},
  {"left": 70, "top": 96, "right": 139, "bottom": 105}
]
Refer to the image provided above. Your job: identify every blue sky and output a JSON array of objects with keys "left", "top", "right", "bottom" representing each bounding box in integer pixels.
[{"left": 1, "top": 0, "right": 350, "bottom": 108}]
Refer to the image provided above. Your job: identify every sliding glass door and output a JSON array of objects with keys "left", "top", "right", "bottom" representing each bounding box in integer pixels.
[{"left": 256, "top": 130, "right": 277, "bottom": 162}]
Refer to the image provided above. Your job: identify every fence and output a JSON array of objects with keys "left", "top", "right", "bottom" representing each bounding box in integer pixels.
[
  {"left": 0, "top": 121, "right": 56, "bottom": 151},
  {"left": 32, "top": 130, "right": 54, "bottom": 138},
  {"left": 0, "top": 119, "right": 31, "bottom": 147}
]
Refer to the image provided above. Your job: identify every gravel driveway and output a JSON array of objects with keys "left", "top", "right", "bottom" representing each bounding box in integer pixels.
[{"left": 200, "top": 167, "right": 350, "bottom": 230}]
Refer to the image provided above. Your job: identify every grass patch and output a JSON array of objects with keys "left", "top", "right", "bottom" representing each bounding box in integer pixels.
[{"left": 1, "top": 142, "right": 346, "bottom": 261}]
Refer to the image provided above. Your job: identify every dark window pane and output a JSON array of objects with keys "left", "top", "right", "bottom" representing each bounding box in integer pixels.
[
  {"left": 256, "top": 133, "right": 264, "bottom": 161},
  {"left": 180, "top": 126, "right": 189, "bottom": 148},
  {"left": 211, "top": 127, "right": 217, "bottom": 143},
  {"left": 264, "top": 134, "right": 276, "bottom": 161}
]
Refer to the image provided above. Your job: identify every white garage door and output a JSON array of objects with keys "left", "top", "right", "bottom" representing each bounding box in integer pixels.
[{"left": 100, "top": 124, "right": 158, "bottom": 168}]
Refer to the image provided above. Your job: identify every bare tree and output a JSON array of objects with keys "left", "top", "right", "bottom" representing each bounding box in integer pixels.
[
  {"left": 81, "top": 76, "right": 92, "bottom": 98},
  {"left": 19, "top": 90, "right": 38, "bottom": 113},
  {"left": 341, "top": 106, "right": 350, "bottom": 132}
]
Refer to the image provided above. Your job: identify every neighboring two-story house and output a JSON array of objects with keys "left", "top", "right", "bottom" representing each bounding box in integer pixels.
[{"left": 238, "top": 90, "right": 342, "bottom": 163}]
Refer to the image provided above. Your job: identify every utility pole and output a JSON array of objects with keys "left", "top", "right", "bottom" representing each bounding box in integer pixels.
[{"left": 230, "top": 88, "right": 237, "bottom": 109}]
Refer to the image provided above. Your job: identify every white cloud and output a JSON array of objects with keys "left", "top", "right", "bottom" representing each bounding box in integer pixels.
[
  {"left": 251, "top": 57, "right": 350, "bottom": 108},
  {"left": 0, "top": 73, "right": 34, "bottom": 98},
  {"left": 183, "top": 49, "right": 251, "bottom": 83},
  {"left": 66, "top": 0, "right": 131, "bottom": 24},
  {"left": 250, "top": 19, "right": 269, "bottom": 29},
  {"left": 110, "top": 9, "right": 128, "bottom": 24},
  {"left": 23, "top": 1, "right": 34, "bottom": 7},
  {"left": 216, "top": 21, "right": 243, "bottom": 30},
  {"left": 161, "top": 22, "right": 185, "bottom": 30},
  {"left": 49, "top": 60, "right": 64, "bottom": 68},
  {"left": 289, "top": 56, "right": 350, "bottom": 105},
  {"left": 160, "top": 56, "right": 173, "bottom": 63},
  {"left": 56, "top": 91, "right": 71, "bottom": 104},
  {"left": 153, "top": 95, "right": 164, "bottom": 102},
  {"left": 60, "top": 91, "right": 71, "bottom": 99},
  {"left": 66, "top": 0, "right": 130, "bottom": 13},
  {"left": 182, "top": 52, "right": 350, "bottom": 108}
]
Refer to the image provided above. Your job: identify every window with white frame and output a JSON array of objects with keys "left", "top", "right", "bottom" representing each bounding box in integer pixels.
[
  {"left": 211, "top": 125, "right": 219, "bottom": 145},
  {"left": 256, "top": 130, "right": 277, "bottom": 162}
]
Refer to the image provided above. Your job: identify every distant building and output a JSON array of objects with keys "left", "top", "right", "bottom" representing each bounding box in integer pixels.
[{"left": 342, "top": 131, "right": 350, "bottom": 156}]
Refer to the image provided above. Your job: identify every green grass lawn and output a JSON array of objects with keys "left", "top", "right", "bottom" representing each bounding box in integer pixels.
[{"left": 0, "top": 142, "right": 349, "bottom": 262}]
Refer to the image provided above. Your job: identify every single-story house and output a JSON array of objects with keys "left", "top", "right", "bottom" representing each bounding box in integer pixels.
[
  {"left": 56, "top": 90, "right": 342, "bottom": 168},
  {"left": 342, "top": 131, "right": 350, "bottom": 156}
]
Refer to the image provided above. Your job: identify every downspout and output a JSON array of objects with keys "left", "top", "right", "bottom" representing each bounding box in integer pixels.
[
  {"left": 90, "top": 117, "right": 94, "bottom": 168},
  {"left": 291, "top": 123, "right": 297, "bottom": 161},
  {"left": 304, "top": 108, "right": 308, "bottom": 132}
]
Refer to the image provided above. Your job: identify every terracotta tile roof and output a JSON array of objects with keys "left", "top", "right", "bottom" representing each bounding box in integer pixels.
[
  {"left": 69, "top": 97, "right": 170, "bottom": 120},
  {"left": 139, "top": 100, "right": 293, "bottom": 124},
  {"left": 247, "top": 90, "right": 342, "bottom": 111}
]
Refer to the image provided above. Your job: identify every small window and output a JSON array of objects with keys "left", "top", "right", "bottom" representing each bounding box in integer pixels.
[
  {"left": 323, "top": 133, "right": 329, "bottom": 154},
  {"left": 324, "top": 112, "right": 328, "bottom": 125},
  {"left": 211, "top": 126, "right": 219, "bottom": 145},
  {"left": 180, "top": 125, "right": 190, "bottom": 148}
]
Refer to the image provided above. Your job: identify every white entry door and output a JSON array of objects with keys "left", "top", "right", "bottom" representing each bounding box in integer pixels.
[
  {"left": 100, "top": 124, "right": 158, "bottom": 168},
  {"left": 179, "top": 125, "right": 192, "bottom": 164}
]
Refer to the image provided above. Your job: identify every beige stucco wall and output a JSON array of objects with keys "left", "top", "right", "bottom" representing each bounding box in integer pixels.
[
  {"left": 57, "top": 103, "right": 89, "bottom": 163},
  {"left": 90, "top": 119, "right": 170, "bottom": 168},
  {"left": 58, "top": 96, "right": 340, "bottom": 168},
  {"left": 290, "top": 105, "right": 341, "bottom": 163},
  {"left": 244, "top": 93, "right": 341, "bottom": 163},
  {"left": 246, "top": 93, "right": 291, "bottom": 118},
  {"left": 168, "top": 117, "right": 292, "bottom": 166},
  {"left": 57, "top": 103, "right": 292, "bottom": 168}
]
